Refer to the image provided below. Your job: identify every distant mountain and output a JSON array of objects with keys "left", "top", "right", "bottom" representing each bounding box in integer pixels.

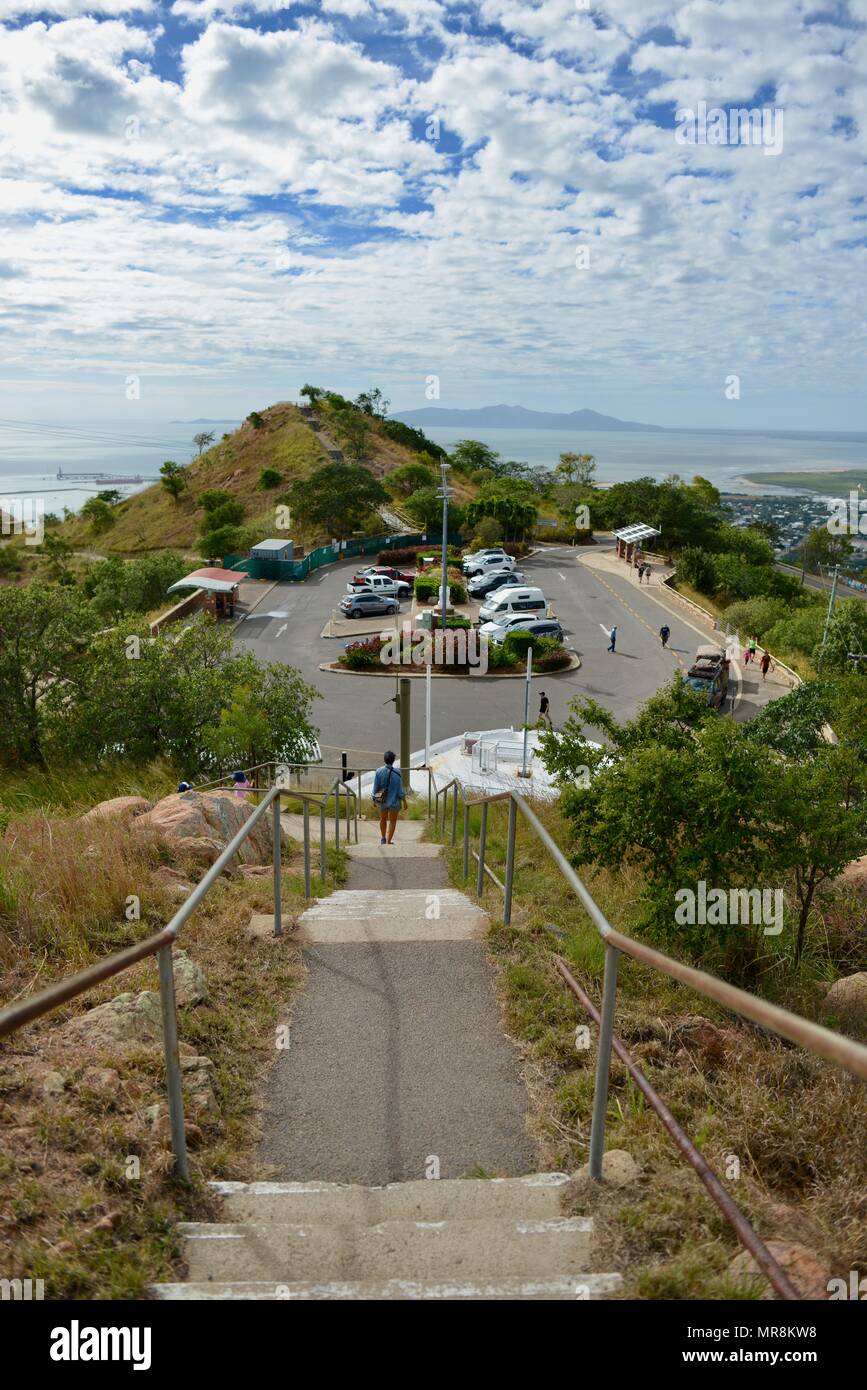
[
  {"left": 169, "top": 418, "right": 240, "bottom": 425},
  {"left": 391, "top": 404, "right": 666, "bottom": 432}
]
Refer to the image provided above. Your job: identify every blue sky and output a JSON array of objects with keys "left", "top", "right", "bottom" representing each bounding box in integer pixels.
[{"left": 0, "top": 0, "right": 865, "bottom": 430}]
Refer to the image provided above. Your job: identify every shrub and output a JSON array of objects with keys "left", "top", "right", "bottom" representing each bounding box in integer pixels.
[
  {"left": 502, "top": 629, "right": 536, "bottom": 662},
  {"left": 248, "top": 411, "right": 265, "bottom": 429},
  {"left": 198, "top": 489, "right": 234, "bottom": 512},
  {"left": 678, "top": 546, "right": 717, "bottom": 592},
  {"left": 486, "top": 642, "right": 519, "bottom": 670},
  {"left": 533, "top": 636, "right": 571, "bottom": 671},
  {"left": 414, "top": 574, "right": 467, "bottom": 605},
  {"left": 473, "top": 516, "right": 503, "bottom": 547},
  {"left": 338, "top": 637, "right": 385, "bottom": 670},
  {"left": 377, "top": 545, "right": 462, "bottom": 567},
  {"left": 258, "top": 468, "right": 282, "bottom": 490},
  {"left": 722, "top": 597, "right": 792, "bottom": 640}
]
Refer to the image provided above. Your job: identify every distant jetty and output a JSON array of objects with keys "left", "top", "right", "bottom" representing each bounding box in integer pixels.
[{"left": 55, "top": 468, "right": 158, "bottom": 484}]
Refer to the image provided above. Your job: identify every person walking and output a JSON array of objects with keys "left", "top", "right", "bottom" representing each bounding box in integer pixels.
[
  {"left": 760, "top": 651, "right": 773, "bottom": 680},
  {"left": 539, "top": 691, "right": 552, "bottom": 727},
  {"left": 232, "top": 770, "right": 252, "bottom": 801},
  {"left": 659, "top": 624, "right": 670, "bottom": 647},
  {"left": 644, "top": 563, "right": 652, "bottom": 584},
  {"left": 749, "top": 636, "right": 757, "bottom": 663},
  {"left": 372, "top": 750, "right": 407, "bottom": 845},
  {"left": 607, "top": 625, "right": 617, "bottom": 653}
]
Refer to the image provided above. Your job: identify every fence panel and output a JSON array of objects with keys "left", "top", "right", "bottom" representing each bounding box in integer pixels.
[{"left": 224, "top": 532, "right": 463, "bottom": 584}]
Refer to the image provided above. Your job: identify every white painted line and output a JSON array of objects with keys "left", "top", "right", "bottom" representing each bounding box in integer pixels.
[
  {"left": 275, "top": 622, "right": 288, "bottom": 638},
  {"left": 557, "top": 572, "right": 566, "bottom": 581}
]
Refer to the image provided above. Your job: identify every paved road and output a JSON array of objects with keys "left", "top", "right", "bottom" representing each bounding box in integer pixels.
[{"left": 234, "top": 543, "right": 787, "bottom": 756}]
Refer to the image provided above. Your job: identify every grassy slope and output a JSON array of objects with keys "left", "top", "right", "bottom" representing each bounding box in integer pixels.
[
  {"left": 438, "top": 800, "right": 866, "bottom": 1300},
  {"left": 59, "top": 403, "right": 435, "bottom": 558}
]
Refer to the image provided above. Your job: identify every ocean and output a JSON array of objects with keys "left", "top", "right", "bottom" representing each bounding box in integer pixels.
[{"left": 0, "top": 417, "right": 864, "bottom": 516}]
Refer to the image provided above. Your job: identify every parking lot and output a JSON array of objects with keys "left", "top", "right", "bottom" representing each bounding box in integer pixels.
[{"left": 233, "top": 544, "right": 789, "bottom": 756}]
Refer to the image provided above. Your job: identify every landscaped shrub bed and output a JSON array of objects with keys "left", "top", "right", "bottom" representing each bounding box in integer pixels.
[
  {"left": 377, "top": 545, "right": 463, "bottom": 568},
  {"left": 414, "top": 573, "right": 468, "bottom": 605},
  {"left": 338, "top": 629, "right": 571, "bottom": 673}
]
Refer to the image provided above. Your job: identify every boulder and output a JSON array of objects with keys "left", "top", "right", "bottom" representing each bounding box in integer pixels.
[
  {"left": 728, "top": 1241, "right": 831, "bottom": 1300},
  {"left": 172, "top": 951, "right": 209, "bottom": 1007},
  {"left": 60, "top": 991, "right": 162, "bottom": 1053},
  {"left": 135, "top": 790, "right": 281, "bottom": 866},
  {"left": 78, "top": 1067, "right": 120, "bottom": 1098},
  {"left": 181, "top": 1054, "right": 219, "bottom": 1115},
  {"left": 41, "top": 1070, "right": 66, "bottom": 1097},
  {"left": 576, "top": 1149, "right": 639, "bottom": 1187},
  {"left": 669, "top": 1014, "right": 729, "bottom": 1068},
  {"left": 80, "top": 795, "right": 153, "bottom": 824},
  {"left": 822, "top": 973, "right": 867, "bottom": 1026}
]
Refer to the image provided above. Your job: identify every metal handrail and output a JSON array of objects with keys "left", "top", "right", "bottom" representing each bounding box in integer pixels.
[
  {"left": 0, "top": 774, "right": 351, "bottom": 1179},
  {"left": 429, "top": 773, "right": 867, "bottom": 1299}
]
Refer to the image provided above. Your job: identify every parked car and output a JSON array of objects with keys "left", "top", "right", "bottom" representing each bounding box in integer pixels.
[
  {"left": 338, "top": 591, "right": 400, "bottom": 619},
  {"left": 467, "top": 569, "right": 527, "bottom": 597},
  {"left": 684, "top": 644, "right": 730, "bottom": 708},
  {"left": 478, "top": 586, "right": 547, "bottom": 624},
  {"left": 346, "top": 573, "right": 410, "bottom": 599},
  {"left": 462, "top": 547, "right": 510, "bottom": 571},
  {"left": 463, "top": 552, "right": 517, "bottom": 579},
  {"left": 354, "top": 564, "right": 415, "bottom": 585},
  {"left": 481, "top": 616, "right": 565, "bottom": 645}
]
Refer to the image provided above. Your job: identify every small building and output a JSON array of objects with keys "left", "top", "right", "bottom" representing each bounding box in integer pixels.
[
  {"left": 165, "top": 566, "right": 247, "bottom": 621},
  {"left": 614, "top": 522, "right": 661, "bottom": 565},
  {"left": 250, "top": 537, "right": 294, "bottom": 562}
]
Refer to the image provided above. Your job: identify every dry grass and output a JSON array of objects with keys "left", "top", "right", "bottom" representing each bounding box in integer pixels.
[
  {"left": 442, "top": 799, "right": 867, "bottom": 1299},
  {"left": 0, "top": 799, "right": 341, "bottom": 1298}
]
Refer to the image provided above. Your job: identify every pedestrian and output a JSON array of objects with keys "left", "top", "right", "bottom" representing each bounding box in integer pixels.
[
  {"left": 659, "top": 624, "right": 670, "bottom": 647},
  {"left": 760, "top": 651, "right": 773, "bottom": 680},
  {"left": 372, "top": 749, "right": 407, "bottom": 845},
  {"left": 539, "top": 691, "right": 552, "bottom": 727},
  {"left": 178, "top": 780, "right": 192, "bottom": 793},
  {"left": 637, "top": 564, "right": 645, "bottom": 583},
  {"left": 743, "top": 646, "right": 751, "bottom": 665},
  {"left": 607, "top": 625, "right": 617, "bottom": 653},
  {"left": 232, "top": 770, "right": 252, "bottom": 801},
  {"left": 644, "top": 563, "right": 652, "bottom": 584},
  {"left": 749, "top": 636, "right": 757, "bottom": 662}
]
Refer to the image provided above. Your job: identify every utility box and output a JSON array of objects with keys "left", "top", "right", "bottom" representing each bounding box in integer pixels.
[{"left": 250, "top": 538, "right": 294, "bottom": 562}]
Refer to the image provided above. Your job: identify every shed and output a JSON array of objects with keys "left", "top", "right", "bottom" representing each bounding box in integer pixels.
[
  {"left": 251, "top": 537, "right": 294, "bottom": 561},
  {"left": 614, "top": 522, "right": 661, "bottom": 563},
  {"left": 166, "top": 566, "right": 247, "bottom": 620}
]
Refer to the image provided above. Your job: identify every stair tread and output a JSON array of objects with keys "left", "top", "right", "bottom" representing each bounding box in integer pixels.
[{"left": 151, "top": 1273, "right": 622, "bottom": 1301}]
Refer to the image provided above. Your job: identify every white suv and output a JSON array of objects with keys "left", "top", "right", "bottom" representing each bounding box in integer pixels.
[
  {"left": 463, "top": 551, "right": 516, "bottom": 578},
  {"left": 461, "top": 547, "right": 512, "bottom": 573}
]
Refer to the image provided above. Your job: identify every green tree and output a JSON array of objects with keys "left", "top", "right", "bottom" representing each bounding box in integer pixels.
[
  {"left": 198, "top": 490, "right": 234, "bottom": 512},
  {"left": 300, "top": 384, "right": 324, "bottom": 404},
  {"left": 355, "top": 387, "right": 390, "bottom": 418},
  {"left": 287, "top": 462, "right": 387, "bottom": 538},
  {"left": 259, "top": 468, "right": 283, "bottom": 490},
  {"left": 160, "top": 460, "right": 187, "bottom": 503},
  {"left": 449, "top": 440, "right": 500, "bottom": 475},
  {"left": 248, "top": 411, "right": 265, "bottom": 429},
  {"left": 0, "top": 584, "right": 99, "bottom": 766},
  {"left": 797, "top": 525, "right": 854, "bottom": 576},
  {"left": 193, "top": 431, "right": 216, "bottom": 456},
  {"left": 403, "top": 486, "right": 443, "bottom": 530},
  {"left": 815, "top": 597, "right": 867, "bottom": 673},
  {"left": 38, "top": 532, "right": 75, "bottom": 583},
  {"left": 387, "top": 462, "right": 437, "bottom": 499},
  {"left": 80, "top": 497, "right": 116, "bottom": 535},
  {"left": 556, "top": 452, "right": 596, "bottom": 487},
  {"left": 95, "top": 489, "right": 123, "bottom": 507}
]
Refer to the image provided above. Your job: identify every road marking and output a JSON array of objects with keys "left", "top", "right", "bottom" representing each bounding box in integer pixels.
[
  {"left": 557, "top": 572, "right": 566, "bottom": 581},
  {"left": 276, "top": 622, "right": 288, "bottom": 638}
]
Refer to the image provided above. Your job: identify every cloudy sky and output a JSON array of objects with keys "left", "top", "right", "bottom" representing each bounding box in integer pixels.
[{"left": 0, "top": 0, "right": 865, "bottom": 428}]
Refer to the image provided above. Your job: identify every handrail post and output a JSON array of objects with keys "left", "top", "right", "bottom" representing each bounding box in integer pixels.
[
  {"left": 346, "top": 778, "right": 351, "bottom": 844},
  {"left": 476, "top": 801, "right": 488, "bottom": 897},
  {"left": 157, "top": 945, "right": 189, "bottom": 1181},
  {"left": 356, "top": 771, "right": 361, "bottom": 843},
  {"left": 462, "top": 796, "right": 470, "bottom": 880},
  {"left": 503, "top": 796, "right": 517, "bottom": 925},
  {"left": 334, "top": 780, "right": 340, "bottom": 854},
  {"left": 451, "top": 784, "right": 458, "bottom": 846},
  {"left": 319, "top": 803, "right": 327, "bottom": 883},
  {"left": 272, "top": 791, "right": 283, "bottom": 937},
  {"left": 427, "top": 768, "right": 432, "bottom": 820},
  {"left": 589, "top": 943, "right": 620, "bottom": 1180},
  {"left": 302, "top": 800, "right": 311, "bottom": 900}
]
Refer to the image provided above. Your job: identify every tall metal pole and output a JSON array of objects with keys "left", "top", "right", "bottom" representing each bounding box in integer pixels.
[
  {"left": 272, "top": 794, "right": 283, "bottom": 937},
  {"left": 589, "top": 944, "right": 620, "bottom": 1180},
  {"left": 521, "top": 645, "right": 533, "bottom": 777},
  {"left": 819, "top": 565, "right": 839, "bottom": 664},
  {"left": 425, "top": 660, "right": 432, "bottom": 766},
  {"left": 157, "top": 945, "right": 189, "bottom": 1181},
  {"left": 399, "top": 676, "right": 411, "bottom": 785},
  {"left": 439, "top": 461, "right": 450, "bottom": 631}
]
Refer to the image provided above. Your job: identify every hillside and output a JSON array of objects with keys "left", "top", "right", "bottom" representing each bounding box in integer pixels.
[{"left": 58, "top": 401, "right": 437, "bottom": 558}]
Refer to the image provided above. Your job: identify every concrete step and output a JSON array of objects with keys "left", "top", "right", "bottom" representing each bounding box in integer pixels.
[
  {"left": 210, "top": 1174, "right": 571, "bottom": 1225},
  {"left": 283, "top": 813, "right": 429, "bottom": 846},
  {"left": 347, "top": 841, "right": 442, "bottom": 858},
  {"left": 152, "top": 1273, "right": 622, "bottom": 1300},
  {"left": 178, "top": 1215, "right": 594, "bottom": 1283},
  {"left": 297, "top": 888, "right": 488, "bottom": 943}
]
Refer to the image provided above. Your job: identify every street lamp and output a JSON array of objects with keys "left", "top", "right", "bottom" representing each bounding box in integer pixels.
[{"left": 437, "top": 461, "right": 453, "bottom": 631}]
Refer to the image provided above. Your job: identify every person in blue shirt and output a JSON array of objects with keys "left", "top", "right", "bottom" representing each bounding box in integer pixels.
[{"left": 372, "top": 750, "right": 407, "bottom": 845}]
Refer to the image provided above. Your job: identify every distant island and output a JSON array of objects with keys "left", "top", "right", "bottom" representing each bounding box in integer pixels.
[
  {"left": 741, "top": 468, "right": 867, "bottom": 494},
  {"left": 392, "top": 404, "right": 663, "bottom": 432}
]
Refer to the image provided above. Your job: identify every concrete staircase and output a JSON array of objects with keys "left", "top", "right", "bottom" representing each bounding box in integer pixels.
[
  {"left": 152, "top": 812, "right": 622, "bottom": 1300},
  {"left": 152, "top": 1174, "right": 621, "bottom": 1299}
]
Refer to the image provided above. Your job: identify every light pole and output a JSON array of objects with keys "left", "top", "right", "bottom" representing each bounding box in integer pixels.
[
  {"left": 437, "top": 461, "right": 452, "bottom": 632},
  {"left": 519, "top": 646, "right": 533, "bottom": 778},
  {"left": 818, "top": 564, "right": 840, "bottom": 665}
]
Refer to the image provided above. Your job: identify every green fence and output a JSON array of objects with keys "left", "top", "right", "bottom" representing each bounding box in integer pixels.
[{"left": 225, "top": 531, "right": 464, "bottom": 583}]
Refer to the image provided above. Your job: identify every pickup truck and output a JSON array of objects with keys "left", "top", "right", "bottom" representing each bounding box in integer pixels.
[
  {"left": 354, "top": 564, "right": 415, "bottom": 586},
  {"left": 345, "top": 572, "right": 410, "bottom": 600},
  {"left": 684, "top": 644, "right": 731, "bottom": 709}
]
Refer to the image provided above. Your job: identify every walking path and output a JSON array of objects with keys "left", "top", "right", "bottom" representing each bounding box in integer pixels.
[{"left": 152, "top": 815, "right": 622, "bottom": 1299}]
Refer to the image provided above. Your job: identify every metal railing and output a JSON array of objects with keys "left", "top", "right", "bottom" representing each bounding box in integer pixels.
[
  {"left": 431, "top": 774, "right": 867, "bottom": 1300},
  {"left": 0, "top": 773, "right": 358, "bottom": 1180}
]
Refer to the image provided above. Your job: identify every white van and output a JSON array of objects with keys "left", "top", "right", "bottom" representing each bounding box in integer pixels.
[{"left": 478, "top": 586, "right": 546, "bottom": 623}]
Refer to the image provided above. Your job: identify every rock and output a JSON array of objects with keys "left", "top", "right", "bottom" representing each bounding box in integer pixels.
[
  {"left": 172, "top": 951, "right": 209, "bottom": 1006},
  {"left": 576, "top": 1149, "right": 639, "bottom": 1187},
  {"left": 181, "top": 1055, "right": 218, "bottom": 1115},
  {"left": 41, "top": 1070, "right": 66, "bottom": 1096},
  {"left": 154, "top": 866, "right": 194, "bottom": 899},
  {"left": 822, "top": 973, "right": 867, "bottom": 1025},
  {"left": 60, "top": 991, "right": 162, "bottom": 1053},
  {"left": 79, "top": 1067, "right": 120, "bottom": 1097},
  {"left": 164, "top": 880, "right": 194, "bottom": 902},
  {"left": 154, "top": 865, "right": 192, "bottom": 883},
  {"left": 238, "top": 865, "right": 272, "bottom": 879},
  {"left": 728, "top": 1242, "right": 831, "bottom": 1300},
  {"left": 145, "top": 1102, "right": 204, "bottom": 1147},
  {"left": 134, "top": 790, "right": 283, "bottom": 867},
  {"left": 669, "top": 1014, "right": 728, "bottom": 1068},
  {"left": 80, "top": 795, "right": 153, "bottom": 824},
  {"left": 91, "top": 1210, "right": 122, "bottom": 1232}
]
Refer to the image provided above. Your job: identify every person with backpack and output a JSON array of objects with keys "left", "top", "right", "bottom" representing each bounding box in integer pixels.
[
  {"left": 659, "top": 624, "right": 670, "bottom": 647},
  {"left": 539, "top": 691, "right": 552, "bottom": 727},
  {"left": 372, "top": 750, "right": 407, "bottom": 845}
]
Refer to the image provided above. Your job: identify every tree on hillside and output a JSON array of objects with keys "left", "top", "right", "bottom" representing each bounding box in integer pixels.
[
  {"left": 38, "top": 532, "right": 75, "bottom": 583},
  {"left": 80, "top": 497, "right": 116, "bottom": 535},
  {"left": 379, "top": 420, "right": 447, "bottom": 459},
  {"left": 0, "top": 584, "right": 99, "bottom": 766},
  {"left": 198, "top": 500, "right": 246, "bottom": 560},
  {"left": 329, "top": 403, "right": 370, "bottom": 460},
  {"left": 464, "top": 479, "right": 537, "bottom": 540},
  {"left": 83, "top": 552, "right": 187, "bottom": 622},
  {"left": 160, "top": 460, "right": 187, "bottom": 503},
  {"left": 797, "top": 525, "right": 854, "bottom": 577},
  {"left": 96, "top": 489, "right": 123, "bottom": 507},
  {"left": 198, "top": 490, "right": 234, "bottom": 512},
  {"left": 300, "top": 384, "right": 324, "bottom": 404},
  {"left": 355, "top": 387, "right": 390, "bottom": 419},
  {"left": 287, "top": 462, "right": 387, "bottom": 538},
  {"left": 556, "top": 452, "right": 596, "bottom": 487},
  {"left": 816, "top": 597, "right": 867, "bottom": 673},
  {"left": 193, "top": 431, "right": 216, "bottom": 455},
  {"left": 386, "top": 462, "right": 437, "bottom": 499},
  {"left": 449, "top": 439, "right": 500, "bottom": 475}
]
